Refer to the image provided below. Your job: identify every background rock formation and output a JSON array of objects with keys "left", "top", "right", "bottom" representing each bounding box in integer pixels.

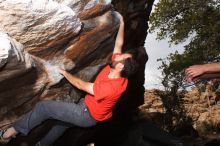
[
  {"left": 0, "top": 0, "right": 154, "bottom": 145},
  {"left": 142, "top": 85, "right": 220, "bottom": 132},
  {"left": 142, "top": 84, "right": 220, "bottom": 146}
]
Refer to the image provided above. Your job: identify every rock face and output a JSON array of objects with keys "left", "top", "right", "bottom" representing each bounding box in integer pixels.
[
  {"left": 0, "top": 0, "right": 154, "bottom": 145},
  {"left": 142, "top": 84, "right": 220, "bottom": 134},
  {"left": 184, "top": 85, "right": 220, "bottom": 130}
]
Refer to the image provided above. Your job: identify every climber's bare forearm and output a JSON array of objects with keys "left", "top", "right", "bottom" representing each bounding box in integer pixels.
[
  {"left": 113, "top": 13, "right": 124, "bottom": 54},
  {"left": 59, "top": 69, "right": 94, "bottom": 95}
]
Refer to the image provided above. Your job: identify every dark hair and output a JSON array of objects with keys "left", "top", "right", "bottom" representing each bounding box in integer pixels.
[
  {"left": 121, "top": 57, "right": 139, "bottom": 77},
  {"left": 123, "top": 49, "right": 138, "bottom": 60}
]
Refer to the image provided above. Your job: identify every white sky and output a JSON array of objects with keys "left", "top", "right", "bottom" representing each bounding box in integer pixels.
[
  {"left": 144, "top": 0, "right": 186, "bottom": 89},
  {"left": 144, "top": 32, "right": 186, "bottom": 89}
]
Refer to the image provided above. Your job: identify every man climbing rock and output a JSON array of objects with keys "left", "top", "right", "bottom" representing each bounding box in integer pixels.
[{"left": 0, "top": 12, "right": 139, "bottom": 146}]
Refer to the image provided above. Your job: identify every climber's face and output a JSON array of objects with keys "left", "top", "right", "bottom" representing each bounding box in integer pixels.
[{"left": 109, "top": 53, "right": 132, "bottom": 69}]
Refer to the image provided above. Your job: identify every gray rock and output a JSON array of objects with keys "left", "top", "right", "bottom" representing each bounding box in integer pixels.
[{"left": 0, "top": 0, "right": 81, "bottom": 53}]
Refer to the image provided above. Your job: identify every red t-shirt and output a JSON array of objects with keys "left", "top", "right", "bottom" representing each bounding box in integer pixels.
[{"left": 84, "top": 53, "right": 128, "bottom": 121}]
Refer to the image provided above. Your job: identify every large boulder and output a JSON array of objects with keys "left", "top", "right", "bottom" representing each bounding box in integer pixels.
[{"left": 0, "top": 0, "right": 154, "bottom": 145}]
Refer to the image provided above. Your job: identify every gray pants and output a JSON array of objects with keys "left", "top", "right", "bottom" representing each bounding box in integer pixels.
[{"left": 14, "top": 98, "right": 98, "bottom": 146}]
